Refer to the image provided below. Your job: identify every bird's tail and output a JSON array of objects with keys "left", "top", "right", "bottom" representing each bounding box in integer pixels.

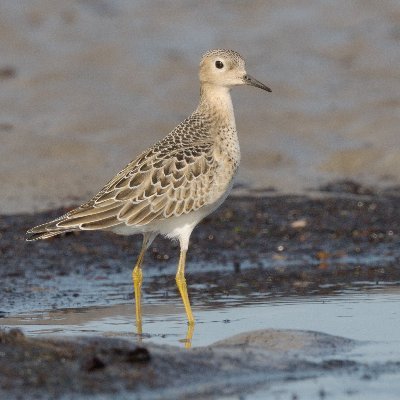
[
  {"left": 26, "top": 215, "right": 76, "bottom": 241},
  {"left": 26, "top": 201, "right": 125, "bottom": 241}
]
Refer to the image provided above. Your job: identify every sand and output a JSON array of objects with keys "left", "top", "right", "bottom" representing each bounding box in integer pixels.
[{"left": 1, "top": 0, "right": 400, "bottom": 214}]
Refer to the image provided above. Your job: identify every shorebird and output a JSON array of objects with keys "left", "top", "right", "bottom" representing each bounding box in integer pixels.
[{"left": 27, "top": 49, "right": 271, "bottom": 332}]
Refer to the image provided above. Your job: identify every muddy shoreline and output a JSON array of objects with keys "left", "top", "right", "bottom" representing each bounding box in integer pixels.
[
  {"left": 1, "top": 185, "right": 400, "bottom": 398},
  {"left": 0, "top": 328, "right": 368, "bottom": 399},
  {"left": 2, "top": 183, "right": 400, "bottom": 313}
]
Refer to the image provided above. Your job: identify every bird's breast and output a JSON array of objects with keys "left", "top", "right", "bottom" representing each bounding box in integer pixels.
[
  {"left": 214, "top": 126, "right": 241, "bottom": 173},
  {"left": 210, "top": 127, "right": 240, "bottom": 202}
]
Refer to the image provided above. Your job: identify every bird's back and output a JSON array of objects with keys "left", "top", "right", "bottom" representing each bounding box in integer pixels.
[{"left": 26, "top": 108, "right": 239, "bottom": 241}]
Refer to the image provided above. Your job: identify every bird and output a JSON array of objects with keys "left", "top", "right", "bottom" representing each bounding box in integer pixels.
[{"left": 26, "top": 49, "right": 271, "bottom": 333}]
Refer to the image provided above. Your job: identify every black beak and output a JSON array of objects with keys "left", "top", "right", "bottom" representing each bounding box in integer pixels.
[{"left": 243, "top": 74, "right": 271, "bottom": 92}]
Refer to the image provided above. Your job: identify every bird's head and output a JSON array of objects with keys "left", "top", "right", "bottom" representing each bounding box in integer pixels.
[{"left": 199, "top": 49, "right": 271, "bottom": 92}]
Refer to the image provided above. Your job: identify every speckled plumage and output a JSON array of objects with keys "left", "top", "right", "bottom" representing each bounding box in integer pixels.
[
  {"left": 27, "top": 108, "right": 238, "bottom": 237},
  {"left": 26, "top": 49, "right": 271, "bottom": 328},
  {"left": 27, "top": 51, "right": 249, "bottom": 240}
]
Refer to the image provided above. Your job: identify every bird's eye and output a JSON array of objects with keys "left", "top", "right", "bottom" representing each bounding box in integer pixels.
[{"left": 215, "top": 60, "right": 224, "bottom": 69}]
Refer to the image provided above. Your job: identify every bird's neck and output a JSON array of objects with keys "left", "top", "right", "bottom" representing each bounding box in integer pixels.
[{"left": 197, "top": 84, "right": 236, "bottom": 129}]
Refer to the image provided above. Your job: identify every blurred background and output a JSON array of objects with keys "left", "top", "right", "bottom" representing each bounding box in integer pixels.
[{"left": 1, "top": 0, "right": 399, "bottom": 214}]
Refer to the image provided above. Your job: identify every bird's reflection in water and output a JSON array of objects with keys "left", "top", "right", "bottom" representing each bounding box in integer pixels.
[
  {"left": 179, "top": 323, "right": 194, "bottom": 349},
  {"left": 135, "top": 316, "right": 195, "bottom": 349}
]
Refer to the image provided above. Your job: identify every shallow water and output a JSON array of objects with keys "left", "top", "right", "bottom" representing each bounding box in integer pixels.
[
  {"left": 4, "top": 284, "right": 400, "bottom": 348},
  {"left": 3, "top": 279, "right": 400, "bottom": 399},
  {"left": 249, "top": 373, "right": 400, "bottom": 400}
]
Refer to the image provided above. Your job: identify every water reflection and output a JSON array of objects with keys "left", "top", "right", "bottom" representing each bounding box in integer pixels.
[
  {"left": 135, "top": 313, "right": 194, "bottom": 348},
  {"left": 2, "top": 282, "right": 400, "bottom": 350}
]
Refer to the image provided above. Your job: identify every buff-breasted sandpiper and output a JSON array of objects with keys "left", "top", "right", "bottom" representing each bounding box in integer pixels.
[{"left": 27, "top": 49, "right": 271, "bottom": 340}]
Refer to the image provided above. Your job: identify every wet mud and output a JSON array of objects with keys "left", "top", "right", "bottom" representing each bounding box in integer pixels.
[
  {"left": 1, "top": 184, "right": 400, "bottom": 313},
  {"left": 1, "top": 185, "right": 400, "bottom": 398},
  {"left": 2, "top": 327, "right": 395, "bottom": 400}
]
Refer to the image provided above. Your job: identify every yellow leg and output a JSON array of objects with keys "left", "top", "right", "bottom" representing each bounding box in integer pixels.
[
  {"left": 132, "top": 262, "right": 143, "bottom": 335},
  {"left": 132, "top": 233, "right": 154, "bottom": 335},
  {"left": 184, "top": 323, "right": 195, "bottom": 349},
  {"left": 175, "top": 249, "right": 195, "bottom": 325}
]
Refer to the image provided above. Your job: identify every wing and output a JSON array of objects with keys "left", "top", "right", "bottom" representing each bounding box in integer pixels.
[
  {"left": 48, "top": 141, "right": 217, "bottom": 231},
  {"left": 26, "top": 111, "right": 218, "bottom": 239}
]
